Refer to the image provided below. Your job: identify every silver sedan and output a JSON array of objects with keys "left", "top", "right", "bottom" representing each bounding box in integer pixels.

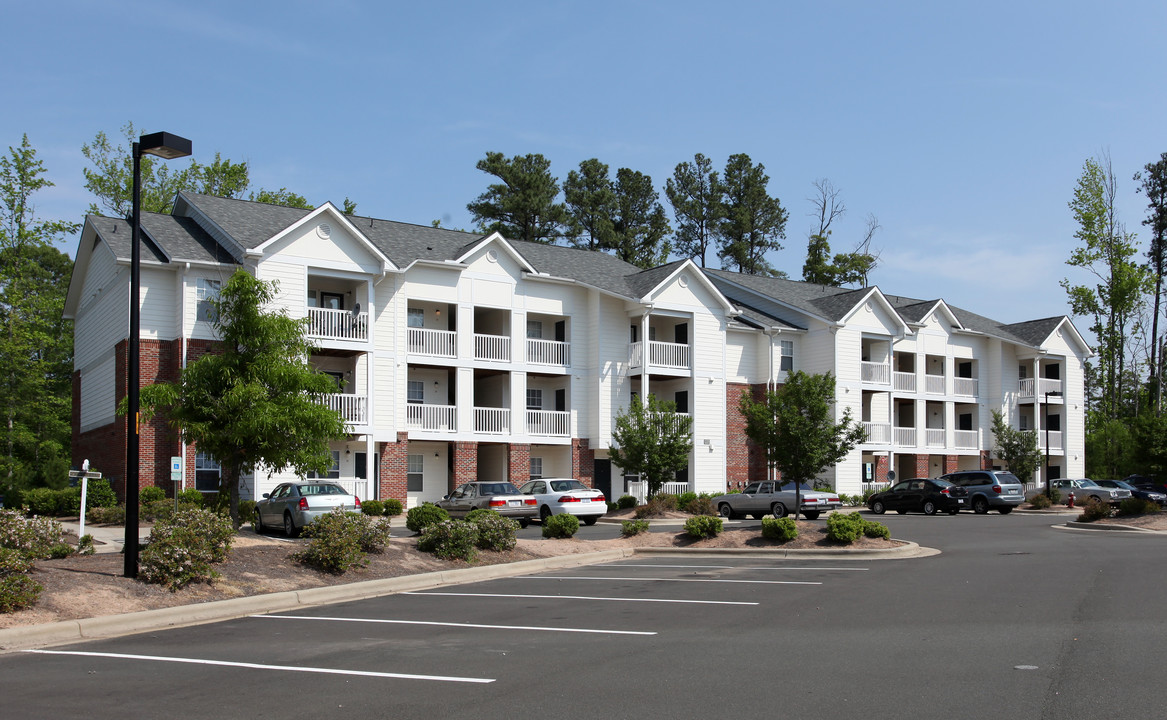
[
  {"left": 436, "top": 481, "right": 537, "bottom": 528},
  {"left": 255, "top": 481, "right": 361, "bottom": 537},
  {"left": 712, "top": 481, "right": 841, "bottom": 520}
]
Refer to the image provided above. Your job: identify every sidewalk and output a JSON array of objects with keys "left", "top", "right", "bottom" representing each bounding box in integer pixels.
[{"left": 59, "top": 520, "right": 150, "bottom": 555}]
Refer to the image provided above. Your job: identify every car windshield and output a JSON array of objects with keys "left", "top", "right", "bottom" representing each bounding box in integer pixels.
[
  {"left": 300, "top": 484, "right": 347, "bottom": 495},
  {"left": 1077, "top": 479, "right": 1100, "bottom": 487},
  {"left": 549, "top": 480, "right": 586, "bottom": 492},
  {"left": 1112, "top": 480, "right": 1135, "bottom": 490},
  {"left": 478, "top": 483, "right": 520, "bottom": 496}
]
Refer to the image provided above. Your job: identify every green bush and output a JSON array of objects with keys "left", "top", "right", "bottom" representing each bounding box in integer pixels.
[
  {"left": 1116, "top": 497, "right": 1160, "bottom": 517},
  {"left": 606, "top": 501, "right": 619, "bottom": 512},
  {"left": 405, "top": 503, "right": 450, "bottom": 534},
  {"left": 542, "top": 513, "right": 580, "bottom": 538},
  {"left": 621, "top": 519, "right": 650, "bottom": 536},
  {"left": 0, "top": 508, "right": 64, "bottom": 559},
  {"left": 84, "top": 478, "right": 118, "bottom": 509},
  {"left": 22, "top": 488, "right": 59, "bottom": 517},
  {"left": 77, "top": 534, "right": 96, "bottom": 555},
  {"left": 1048, "top": 486, "right": 1062, "bottom": 504},
  {"left": 237, "top": 499, "right": 256, "bottom": 525},
  {"left": 139, "top": 499, "right": 177, "bottom": 522},
  {"left": 177, "top": 488, "right": 205, "bottom": 505},
  {"left": 138, "top": 506, "right": 235, "bottom": 590},
  {"left": 635, "top": 495, "right": 678, "bottom": 519},
  {"left": 761, "top": 516, "right": 798, "bottom": 541},
  {"left": 87, "top": 504, "right": 126, "bottom": 525},
  {"left": 463, "top": 508, "right": 499, "bottom": 524},
  {"left": 686, "top": 496, "right": 716, "bottom": 516},
  {"left": 617, "top": 495, "right": 638, "bottom": 510},
  {"left": 863, "top": 519, "right": 891, "bottom": 539},
  {"left": 48, "top": 543, "right": 73, "bottom": 559},
  {"left": 651, "top": 493, "right": 678, "bottom": 510},
  {"left": 469, "top": 512, "right": 518, "bottom": 551},
  {"left": 0, "top": 548, "right": 41, "bottom": 613},
  {"left": 1077, "top": 497, "right": 1112, "bottom": 522},
  {"left": 56, "top": 487, "right": 82, "bottom": 516},
  {"left": 826, "top": 512, "right": 864, "bottom": 543},
  {"left": 1029, "top": 493, "right": 1052, "bottom": 509},
  {"left": 140, "top": 486, "right": 166, "bottom": 503},
  {"left": 383, "top": 498, "right": 404, "bottom": 517},
  {"left": 360, "top": 499, "right": 385, "bottom": 516},
  {"left": 292, "top": 508, "right": 392, "bottom": 574},
  {"left": 683, "top": 515, "right": 723, "bottom": 539},
  {"left": 676, "top": 491, "right": 698, "bottom": 511},
  {"left": 417, "top": 520, "right": 478, "bottom": 561}
]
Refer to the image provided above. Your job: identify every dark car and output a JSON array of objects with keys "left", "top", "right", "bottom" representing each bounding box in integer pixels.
[
  {"left": 1095, "top": 479, "right": 1166, "bottom": 506},
  {"left": 1124, "top": 475, "right": 1167, "bottom": 498},
  {"left": 868, "top": 478, "right": 968, "bottom": 516}
]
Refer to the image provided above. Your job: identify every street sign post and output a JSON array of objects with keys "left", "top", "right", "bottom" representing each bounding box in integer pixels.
[{"left": 67, "top": 468, "right": 103, "bottom": 539}]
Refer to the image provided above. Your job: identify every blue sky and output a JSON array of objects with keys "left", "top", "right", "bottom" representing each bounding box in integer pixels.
[{"left": 5, "top": 0, "right": 1166, "bottom": 327}]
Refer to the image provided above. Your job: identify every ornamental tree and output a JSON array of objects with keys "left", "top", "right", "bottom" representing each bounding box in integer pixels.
[{"left": 609, "top": 394, "right": 693, "bottom": 499}]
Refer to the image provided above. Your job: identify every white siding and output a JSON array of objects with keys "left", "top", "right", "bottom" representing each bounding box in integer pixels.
[
  {"left": 79, "top": 353, "right": 116, "bottom": 432},
  {"left": 139, "top": 267, "right": 176, "bottom": 339},
  {"left": 74, "top": 245, "right": 128, "bottom": 371}
]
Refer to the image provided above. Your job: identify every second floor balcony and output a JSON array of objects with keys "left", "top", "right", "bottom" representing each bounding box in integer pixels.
[
  {"left": 308, "top": 307, "right": 368, "bottom": 342},
  {"left": 630, "top": 340, "right": 691, "bottom": 371},
  {"left": 316, "top": 393, "right": 368, "bottom": 426},
  {"left": 409, "top": 327, "right": 456, "bottom": 358},
  {"left": 1019, "top": 378, "right": 1064, "bottom": 399}
]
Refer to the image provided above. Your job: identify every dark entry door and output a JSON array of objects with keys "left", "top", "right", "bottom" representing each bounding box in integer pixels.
[{"left": 594, "top": 459, "right": 612, "bottom": 499}]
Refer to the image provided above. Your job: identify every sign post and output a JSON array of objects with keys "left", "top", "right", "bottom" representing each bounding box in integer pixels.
[{"left": 67, "top": 468, "right": 103, "bottom": 540}]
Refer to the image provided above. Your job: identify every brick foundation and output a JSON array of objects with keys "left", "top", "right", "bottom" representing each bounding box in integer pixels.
[
  {"left": 507, "top": 443, "right": 531, "bottom": 487},
  {"left": 875, "top": 455, "right": 890, "bottom": 483},
  {"left": 571, "top": 438, "right": 594, "bottom": 487},
  {"left": 944, "top": 455, "right": 959, "bottom": 474},
  {"left": 453, "top": 442, "right": 477, "bottom": 490},
  {"left": 378, "top": 432, "right": 409, "bottom": 502},
  {"left": 726, "top": 382, "right": 770, "bottom": 488},
  {"left": 914, "top": 454, "right": 929, "bottom": 478}
]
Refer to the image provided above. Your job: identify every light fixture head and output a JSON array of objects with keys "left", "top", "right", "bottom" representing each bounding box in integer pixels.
[{"left": 138, "top": 131, "right": 192, "bottom": 159}]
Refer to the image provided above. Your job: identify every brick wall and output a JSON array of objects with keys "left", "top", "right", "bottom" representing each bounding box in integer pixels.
[
  {"left": 875, "top": 455, "right": 890, "bottom": 483},
  {"left": 507, "top": 443, "right": 530, "bottom": 487},
  {"left": 726, "top": 382, "right": 769, "bottom": 487},
  {"left": 944, "top": 455, "right": 959, "bottom": 474},
  {"left": 914, "top": 453, "right": 929, "bottom": 478},
  {"left": 571, "top": 438, "right": 594, "bottom": 487},
  {"left": 453, "top": 442, "right": 477, "bottom": 488},
  {"left": 378, "top": 432, "right": 409, "bottom": 502}
]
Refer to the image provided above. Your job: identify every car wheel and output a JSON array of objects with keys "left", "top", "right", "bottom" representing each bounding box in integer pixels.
[
  {"left": 972, "top": 497, "right": 989, "bottom": 514},
  {"left": 718, "top": 503, "right": 736, "bottom": 520},
  {"left": 283, "top": 513, "right": 299, "bottom": 538},
  {"left": 997, "top": 506, "right": 1013, "bottom": 515},
  {"left": 583, "top": 516, "right": 598, "bottom": 526},
  {"left": 254, "top": 509, "right": 265, "bottom": 534},
  {"left": 540, "top": 505, "right": 553, "bottom": 523},
  {"left": 771, "top": 503, "right": 788, "bottom": 518},
  {"left": 802, "top": 511, "right": 820, "bottom": 520},
  {"left": 923, "top": 501, "right": 938, "bottom": 516},
  {"left": 871, "top": 500, "right": 886, "bottom": 515},
  {"left": 518, "top": 518, "right": 530, "bottom": 529}
]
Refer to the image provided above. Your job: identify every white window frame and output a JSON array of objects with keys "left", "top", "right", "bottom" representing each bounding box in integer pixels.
[
  {"left": 309, "top": 451, "right": 341, "bottom": 479},
  {"left": 526, "top": 388, "right": 543, "bottom": 410},
  {"left": 196, "top": 278, "right": 221, "bottom": 322},
  {"left": 407, "top": 454, "right": 424, "bottom": 492},
  {"left": 407, "top": 308, "right": 425, "bottom": 328},
  {"left": 529, "top": 456, "right": 543, "bottom": 481},
  {"left": 526, "top": 320, "right": 543, "bottom": 339},
  {"left": 779, "top": 340, "right": 794, "bottom": 372},
  {"left": 407, "top": 380, "right": 424, "bottom": 404},
  {"left": 194, "top": 450, "right": 220, "bottom": 492}
]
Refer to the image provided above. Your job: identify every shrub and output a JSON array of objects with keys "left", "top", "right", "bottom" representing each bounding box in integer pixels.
[
  {"left": 1116, "top": 497, "right": 1160, "bottom": 517},
  {"left": 676, "top": 491, "right": 698, "bottom": 512},
  {"left": 85, "top": 478, "right": 118, "bottom": 509},
  {"left": 469, "top": 512, "right": 518, "bottom": 552},
  {"left": 0, "top": 508, "right": 64, "bottom": 559},
  {"left": 1029, "top": 493, "right": 1052, "bottom": 509},
  {"left": 56, "top": 487, "right": 82, "bottom": 516},
  {"left": 542, "top": 513, "right": 580, "bottom": 538},
  {"left": 606, "top": 501, "right": 619, "bottom": 512},
  {"left": 0, "top": 548, "right": 41, "bottom": 613},
  {"left": 862, "top": 519, "right": 891, "bottom": 539},
  {"left": 635, "top": 495, "right": 678, "bottom": 519},
  {"left": 826, "top": 512, "right": 864, "bottom": 543},
  {"left": 621, "top": 519, "right": 650, "bottom": 536},
  {"left": 417, "top": 520, "right": 478, "bottom": 561},
  {"left": 238, "top": 499, "right": 256, "bottom": 525},
  {"left": 177, "top": 488, "right": 205, "bottom": 505},
  {"left": 1077, "top": 497, "right": 1112, "bottom": 522},
  {"left": 87, "top": 504, "right": 126, "bottom": 525},
  {"left": 617, "top": 495, "right": 638, "bottom": 510},
  {"left": 361, "top": 499, "right": 385, "bottom": 516},
  {"left": 48, "top": 543, "right": 73, "bottom": 559},
  {"left": 761, "top": 516, "right": 798, "bottom": 541},
  {"left": 683, "top": 515, "right": 723, "bottom": 539},
  {"left": 383, "top": 499, "right": 404, "bottom": 517},
  {"left": 405, "top": 503, "right": 450, "bottom": 533},
  {"left": 464, "top": 508, "right": 499, "bottom": 524},
  {"left": 139, "top": 499, "right": 176, "bottom": 522},
  {"left": 1048, "top": 486, "right": 1061, "bottom": 504},
  {"left": 686, "top": 496, "right": 716, "bottom": 516},
  {"left": 650, "top": 493, "right": 678, "bottom": 511},
  {"left": 138, "top": 506, "right": 234, "bottom": 590},
  {"left": 22, "top": 488, "right": 59, "bottom": 517},
  {"left": 77, "top": 534, "right": 96, "bottom": 555},
  {"left": 292, "top": 508, "right": 392, "bottom": 574},
  {"left": 140, "top": 486, "right": 167, "bottom": 503}
]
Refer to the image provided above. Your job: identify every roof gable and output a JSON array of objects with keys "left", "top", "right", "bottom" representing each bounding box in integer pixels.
[{"left": 249, "top": 203, "right": 396, "bottom": 273}]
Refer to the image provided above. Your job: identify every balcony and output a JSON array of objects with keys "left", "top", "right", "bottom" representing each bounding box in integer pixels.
[
  {"left": 893, "top": 371, "right": 916, "bottom": 392},
  {"left": 308, "top": 307, "right": 368, "bottom": 342},
  {"left": 925, "top": 428, "right": 946, "bottom": 448},
  {"left": 863, "top": 422, "right": 891, "bottom": 444},
  {"left": 1043, "top": 430, "right": 1064, "bottom": 452},
  {"left": 527, "top": 409, "right": 570, "bottom": 436},
  {"left": 474, "top": 333, "right": 511, "bottom": 362},
  {"left": 894, "top": 426, "right": 917, "bottom": 447},
  {"left": 527, "top": 338, "right": 570, "bottom": 366},
  {"left": 955, "top": 430, "right": 978, "bottom": 450},
  {"left": 953, "top": 377, "right": 978, "bottom": 397},
  {"left": 1019, "top": 378, "right": 1063, "bottom": 399},
  {"left": 630, "top": 341, "right": 691, "bottom": 370},
  {"left": 861, "top": 362, "right": 890, "bottom": 385},
  {"left": 317, "top": 393, "right": 368, "bottom": 425},
  {"left": 474, "top": 407, "right": 511, "bottom": 434},
  {"left": 409, "top": 328, "right": 456, "bottom": 358},
  {"left": 406, "top": 403, "right": 456, "bottom": 432},
  {"left": 925, "top": 374, "right": 945, "bottom": 394}
]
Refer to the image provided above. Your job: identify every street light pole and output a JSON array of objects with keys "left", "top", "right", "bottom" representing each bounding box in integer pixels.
[{"left": 124, "top": 132, "right": 191, "bottom": 579}]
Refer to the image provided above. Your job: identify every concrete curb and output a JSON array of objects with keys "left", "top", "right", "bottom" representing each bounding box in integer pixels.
[
  {"left": 0, "top": 542, "right": 931, "bottom": 653},
  {"left": 1057, "top": 521, "right": 1166, "bottom": 534}
]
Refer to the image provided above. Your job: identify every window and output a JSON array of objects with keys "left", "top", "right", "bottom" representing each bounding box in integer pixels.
[
  {"left": 196, "top": 278, "right": 220, "bottom": 322},
  {"left": 324, "top": 371, "right": 344, "bottom": 392},
  {"left": 320, "top": 292, "right": 343, "bottom": 310},
  {"left": 407, "top": 454, "right": 423, "bottom": 492},
  {"left": 408, "top": 308, "right": 425, "bottom": 328},
  {"left": 194, "top": 451, "right": 220, "bottom": 492},
  {"left": 526, "top": 388, "right": 543, "bottom": 410},
  {"left": 779, "top": 340, "right": 794, "bottom": 372},
  {"left": 530, "top": 457, "right": 543, "bottom": 480},
  {"left": 308, "top": 451, "right": 340, "bottom": 479},
  {"left": 1019, "top": 365, "right": 1028, "bottom": 379},
  {"left": 526, "top": 320, "right": 543, "bottom": 339},
  {"left": 407, "top": 380, "right": 424, "bottom": 404}
]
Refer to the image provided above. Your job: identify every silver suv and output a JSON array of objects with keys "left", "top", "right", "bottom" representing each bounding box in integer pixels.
[{"left": 939, "top": 470, "right": 1025, "bottom": 514}]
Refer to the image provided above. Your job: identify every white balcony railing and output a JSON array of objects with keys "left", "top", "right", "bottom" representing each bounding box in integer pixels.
[
  {"left": 335, "top": 479, "right": 370, "bottom": 500},
  {"left": 308, "top": 307, "right": 368, "bottom": 341},
  {"left": 926, "top": 428, "right": 946, "bottom": 447},
  {"left": 527, "top": 409, "right": 570, "bottom": 436},
  {"left": 864, "top": 422, "right": 891, "bottom": 444},
  {"left": 408, "top": 328, "right": 456, "bottom": 357},
  {"left": 630, "top": 341, "right": 691, "bottom": 370},
  {"left": 1044, "top": 430, "right": 1064, "bottom": 452},
  {"left": 955, "top": 430, "right": 978, "bottom": 449},
  {"left": 627, "top": 480, "right": 690, "bottom": 504},
  {"left": 894, "top": 426, "right": 917, "bottom": 447},
  {"left": 925, "top": 374, "right": 945, "bottom": 394},
  {"left": 474, "top": 407, "right": 511, "bottom": 434},
  {"left": 474, "top": 333, "right": 511, "bottom": 362},
  {"left": 406, "top": 403, "right": 456, "bottom": 432},
  {"left": 316, "top": 393, "right": 368, "bottom": 424},
  {"left": 954, "top": 377, "right": 978, "bottom": 397},
  {"left": 527, "top": 338, "right": 570, "bottom": 366},
  {"left": 861, "top": 362, "right": 891, "bottom": 384},
  {"left": 893, "top": 371, "right": 917, "bottom": 392},
  {"left": 1020, "top": 378, "right": 1064, "bottom": 398}
]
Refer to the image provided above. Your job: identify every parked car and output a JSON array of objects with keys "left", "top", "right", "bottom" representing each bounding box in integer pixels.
[
  {"left": 436, "top": 481, "right": 536, "bottom": 527},
  {"left": 1124, "top": 475, "right": 1167, "bottom": 498},
  {"left": 938, "top": 470, "right": 1026, "bottom": 514},
  {"left": 712, "top": 481, "right": 841, "bottom": 520},
  {"left": 518, "top": 478, "right": 607, "bottom": 525},
  {"left": 1093, "top": 479, "right": 1166, "bottom": 506},
  {"left": 255, "top": 481, "right": 361, "bottom": 537},
  {"left": 867, "top": 478, "right": 968, "bottom": 515},
  {"left": 1052, "top": 478, "right": 1131, "bottom": 506}
]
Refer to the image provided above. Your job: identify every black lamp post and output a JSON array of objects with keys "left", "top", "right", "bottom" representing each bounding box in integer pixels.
[
  {"left": 125, "top": 132, "right": 192, "bottom": 579},
  {"left": 1043, "top": 389, "right": 1063, "bottom": 501}
]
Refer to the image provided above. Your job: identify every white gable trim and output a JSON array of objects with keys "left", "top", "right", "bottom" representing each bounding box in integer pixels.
[
  {"left": 248, "top": 203, "right": 398, "bottom": 273},
  {"left": 837, "top": 287, "right": 911, "bottom": 335},
  {"left": 641, "top": 259, "right": 736, "bottom": 312},
  {"left": 916, "top": 300, "right": 963, "bottom": 330},
  {"left": 1039, "top": 317, "right": 1094, "bottom": 357},
  {"left": 454, "top": 232, "right": 537, "bottom": 274}
]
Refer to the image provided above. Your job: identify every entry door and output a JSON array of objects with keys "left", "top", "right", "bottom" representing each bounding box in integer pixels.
[
  {"left": 594, "top": 459, "right": 612, "bottom": 499},
  {"left": 320, "top": 292, "right": 344, "bottom": 310},
  {"left": 674, "top": 391, "right": 689, "bottom": 413},
  {"left": 674, "top": 323, "right": 688, "bottom": 345}
]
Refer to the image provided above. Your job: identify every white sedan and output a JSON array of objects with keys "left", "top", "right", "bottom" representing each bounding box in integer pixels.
[{"left": 518, "top": 478, "right": 607, "bottom": 525}]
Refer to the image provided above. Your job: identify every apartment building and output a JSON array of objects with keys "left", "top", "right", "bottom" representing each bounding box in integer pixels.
[{"left": 65, "top": 193, "right": 1090, "bottom": 504}]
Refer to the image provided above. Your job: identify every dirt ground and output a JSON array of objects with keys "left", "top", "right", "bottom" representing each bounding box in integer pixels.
[{"left": 2, "top": 516, "right": 901, "bottom": 630}]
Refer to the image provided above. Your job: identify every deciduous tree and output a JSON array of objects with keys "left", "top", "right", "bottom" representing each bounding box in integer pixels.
[
  {"left": 1135, "top": 152, "right": 1167, "bottom": 414},
  {"left": 609, "top": 394, "right": 693, "bottom": 499},
  {"left": 990, "top": 410, "right": 1041, "bottom": 482}
]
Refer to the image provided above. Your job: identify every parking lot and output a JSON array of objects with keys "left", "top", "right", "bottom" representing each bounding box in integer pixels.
[{"left": 3, "top": 511, "right": 1166, "bottom": 719}]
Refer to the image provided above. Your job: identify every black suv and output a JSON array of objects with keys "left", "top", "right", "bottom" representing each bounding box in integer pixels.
[{"left": 938, "top": 470, "right": 1026, "bottom": 514}]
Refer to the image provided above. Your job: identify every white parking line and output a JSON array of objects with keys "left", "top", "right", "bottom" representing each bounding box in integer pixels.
[
  {"left": 618, "top": 564, "right": 869, "bottom": 571},
  {"left": 403, "top": 591, "right": 758, "bottom": 606},
  {"left": 253, "top": 614, "right": 656, "bottom": 635},
  {"left": 24, "top": 649, "right": 494, "bottom": 683},
  {"left": 523, "top": 576, "right": 821, "bottom": 585}
]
